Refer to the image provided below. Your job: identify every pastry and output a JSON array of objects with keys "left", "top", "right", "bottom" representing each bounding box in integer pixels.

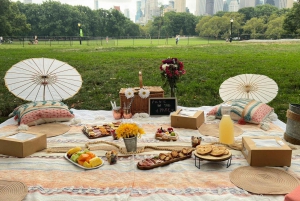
[{"left": 196, "top": 145, "right": 212, "bottom": 155}]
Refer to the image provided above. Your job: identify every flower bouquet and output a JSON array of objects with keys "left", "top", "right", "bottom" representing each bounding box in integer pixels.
[
  {"left": 116, "top": 122, "right": 145, "bottom": 152},
  {"left": 160, "top": 58, "right": 186, "bottom": 97},
  {"left": 116, "top": 122, "right": 145, "bottom": 139}
]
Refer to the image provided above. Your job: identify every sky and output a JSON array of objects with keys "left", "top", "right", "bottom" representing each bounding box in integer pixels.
[{"left": 12, "top": 0, "right": 196, "bottom": 22}]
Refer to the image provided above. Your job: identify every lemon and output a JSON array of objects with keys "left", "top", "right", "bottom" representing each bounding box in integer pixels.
[{"left": 89, "top": 157, "right": 102, "bottom": 167}]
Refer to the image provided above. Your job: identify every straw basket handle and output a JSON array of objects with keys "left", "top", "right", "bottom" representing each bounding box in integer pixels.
[{"left": 139, "top": 71, "right": 143, "bottom": 88}]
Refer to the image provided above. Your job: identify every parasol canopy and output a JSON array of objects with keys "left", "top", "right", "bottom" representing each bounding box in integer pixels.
[
  {"left": 4, "top": 58, "right": 82, "bottom": 101},
  {"left": 219, "top": 74, "right": 278, "bottom": 103}
]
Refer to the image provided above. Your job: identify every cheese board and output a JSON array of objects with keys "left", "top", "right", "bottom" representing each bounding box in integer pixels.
[{"left": 137, "top": 148, "right": 193, "bottom": 170}]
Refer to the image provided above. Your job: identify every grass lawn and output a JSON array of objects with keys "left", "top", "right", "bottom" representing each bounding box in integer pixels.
[{"left": 0, "top": 39, "right": 299, "bottom": 123}]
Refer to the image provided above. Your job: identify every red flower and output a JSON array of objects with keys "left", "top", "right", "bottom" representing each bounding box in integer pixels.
[{"left": 160, "top": 57, "right": 186, "bottom": 90}]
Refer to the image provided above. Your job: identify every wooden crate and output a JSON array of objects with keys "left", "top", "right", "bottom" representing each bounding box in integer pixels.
[{"left": 119, "top": 86, "right": 164, "bottom": 114}]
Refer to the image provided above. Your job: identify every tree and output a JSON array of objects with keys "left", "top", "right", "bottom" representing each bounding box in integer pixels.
[
  {"left": 283, "top": 1, "right": 300, "bottom": 34},
  {"left": 243, "top": 17, "right": 265, "bottom": 39},
  {"left": 195, "top": 16, "right": 212, "bottom": 36},
  {"left": 197, "top": 16, "right": 226, "bottom": 39},
  {"left": 265, "top": 15, "right": 286, "bottom": 39},
  {"left": 254, "top": 4, "right": 278, "bottom": 20},
  {"left": 0, "top": 0, "right": 30, "bottom": 36},
  {"left": 238, "top": 7, "right": 255, "bottom": 22}
]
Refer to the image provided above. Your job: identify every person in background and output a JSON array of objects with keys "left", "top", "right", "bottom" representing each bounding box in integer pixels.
[
  {"left": 176, "top": 35, "right": 180, "bottom": 45},
  {"left": 106, "top": 36, "right": 109, "bottom": 43},
  {"left": 0, "top": 36, "right": 3, "bottom": 44},
  {"left": 34, "top": 35, "right": 38, "bottom": 44}
]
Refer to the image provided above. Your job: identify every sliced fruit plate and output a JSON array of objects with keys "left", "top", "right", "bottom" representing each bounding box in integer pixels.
[
  {"left": 137, "top": 148, "right": 193, "bottom": 170},
  {"left": 64, "top": 153, "right": 104, "bottom": 170},
  {"left": 65, "top": 147, "right": 104, "bottom": 170}
]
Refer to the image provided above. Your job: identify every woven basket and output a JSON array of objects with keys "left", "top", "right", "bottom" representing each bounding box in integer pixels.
[
  {"left": 119, "top": 86, "right": 164, "bottom": 114},
  {"left": 285, "top": 104, "right": 300, "bottom": 145}
]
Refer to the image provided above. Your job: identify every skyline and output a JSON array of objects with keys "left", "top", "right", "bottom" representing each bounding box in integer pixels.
[{"left": 11, "top": 0, "right": 196, "bottom": 22}]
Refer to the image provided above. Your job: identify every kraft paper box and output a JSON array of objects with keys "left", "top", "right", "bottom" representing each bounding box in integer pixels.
[
  {"left": 0, "top": 132, "right": 47, "bottom": 158},
  {"left": 242, "top": 136, "right": 292, "bottom": 167},
  {"left": 171, "top": 109, "right": 204, "bottom": 129}
]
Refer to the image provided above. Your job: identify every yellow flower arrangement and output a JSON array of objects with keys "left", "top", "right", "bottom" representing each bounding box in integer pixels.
[{"left": 115, "top": 123, "right": 145, "bottom": 139}]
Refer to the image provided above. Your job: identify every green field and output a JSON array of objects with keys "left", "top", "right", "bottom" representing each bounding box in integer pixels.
[
  {"left": 0, "top": 39, "right": 299, "bottom": 123},
  {"left": 4, "top": 36, "right": 224, "bottom": 47}
]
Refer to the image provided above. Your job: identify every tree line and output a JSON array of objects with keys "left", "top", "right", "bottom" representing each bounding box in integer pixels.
[
  {"left": 0, "top": 0, "right": 299, "bottom": 39},
  {"left": 196, "top": 2, "right": 300, "bottom": 39}
]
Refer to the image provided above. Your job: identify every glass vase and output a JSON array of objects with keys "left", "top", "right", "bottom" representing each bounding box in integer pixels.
[{"left": 170, "top": 86, "right": 176, "bottom": 97}]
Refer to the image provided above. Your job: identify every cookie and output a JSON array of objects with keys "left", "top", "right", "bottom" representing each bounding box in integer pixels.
[
  {"left": 196, "top": 145, "right": 212, "bottom": 155},
  {"left": 223, "top": 149, "right": 229, "bottom": 155},
  {"left": 210, "top": 149, "right": 225, "bottom": 156}
]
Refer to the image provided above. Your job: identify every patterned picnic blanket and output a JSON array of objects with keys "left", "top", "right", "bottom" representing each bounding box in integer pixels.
[{"left": 0, "top": 107, "right": 299, "bottom": 201}]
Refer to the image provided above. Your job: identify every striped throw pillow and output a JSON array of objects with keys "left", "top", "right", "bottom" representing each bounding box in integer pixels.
[
  {"left": 207, "top": 98, "right": 274, "bottom": 125},
  {"left": 9, "top": 101, "right": 74, "bottom": 126}
]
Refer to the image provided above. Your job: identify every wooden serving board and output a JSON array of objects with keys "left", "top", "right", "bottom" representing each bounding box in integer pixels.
[
  {"left": 155, "top": 133, "right": 178, "bottom": 141},
  {"left": 137, "top": 154, "right": 191, "bottom": 170},
  {"left": 194, "top": 151, "right": 232, "bottom": 162},
  {"left": 82, "top": 129, "right": 111, "bottom": 139}
]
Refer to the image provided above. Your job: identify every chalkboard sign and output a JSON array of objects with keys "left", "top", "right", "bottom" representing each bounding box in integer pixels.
[{"left": 148, "top": 98, "right": 177, "bottom": 116}]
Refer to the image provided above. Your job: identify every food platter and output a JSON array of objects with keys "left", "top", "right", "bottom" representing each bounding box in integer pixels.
[
  {"left": 155, "top": 127, "right": 178, "bottom": 141},
  {"left": 137, "top": 154, "right": 191, "bottom": 170},
  {"left": 82, "top": 125, "right": 112, "bottom": 139},
  {"left": 64, "top": 153, "right": 104, "bottom": 170},
  {"left": 155, "top": 132, "right": 178, "bottom": 141},
  {"left": 193, "top": 150, "right": 232, "bottom": 162},
  {"left": 137, "top": 148, "right": 193, "bottom": 170}
]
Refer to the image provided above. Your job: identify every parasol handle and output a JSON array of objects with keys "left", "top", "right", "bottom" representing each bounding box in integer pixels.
[{"left": 139, "top": 71, "right": 143, "bottom": 88}]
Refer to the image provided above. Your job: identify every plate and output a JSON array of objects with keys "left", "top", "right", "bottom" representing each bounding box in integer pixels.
[
  {"left": 193, "top": 150, "right": 232, "bottom": 162},
  {"left": 64, "top": 153, "right": 104, "bottom": 170},
  {"left": 155, "top": 132, "right": 178, "bottom": 141}
]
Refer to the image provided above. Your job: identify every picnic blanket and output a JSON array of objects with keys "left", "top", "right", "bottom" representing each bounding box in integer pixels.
[{"left": 0, "top": 106, "right": 299, "bottom": 201}]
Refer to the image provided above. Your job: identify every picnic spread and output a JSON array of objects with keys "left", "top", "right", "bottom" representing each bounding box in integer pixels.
[
  {"left": 0, "top": 58, "right": 299, "bottom": 201},
  {"left": 0, "top": 106, "right": 299, "bottom": 201}
]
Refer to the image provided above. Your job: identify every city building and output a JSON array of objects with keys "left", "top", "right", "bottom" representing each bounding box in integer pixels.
[
  {"left": 265, "top": 0, "right": 295, "bottom": 8},
  {"left": 195, "top": 0, "right": 206, "bottom": 15},
  {"left": 124, "top": 8, "right": 130, "bottom": 19},
  {"left": 135, "top": 1, "right": 143, "bottom": 23},
  {"left": 213, "top": 0, "right": 224, "bottom": 14},
  {"left": 163, "top": 1, "right": 176, "bottom": 15},
  {"left": 114, "top": 6, "right": 121, "bottom": 11},
  {"left": 229, "top": 0, "right": 239, "bottom": 11},
  {"left": 195, "top": 0, "right": 223, "bottom": 16},
  {"left": 174, "top": 0, "right": 186, "bottom": 12},
  {"left": 135, "top": 0, "right": 160, "bottom": 25},
  {"left": 94, "top": 0, "right": 98, "bottom": 10},
  {"left": 23, "top": 0, "right": 32, "bottom": 3}
]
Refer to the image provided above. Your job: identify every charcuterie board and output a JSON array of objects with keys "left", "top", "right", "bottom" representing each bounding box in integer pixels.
[
  {"left": 82, "top": 125, "right": 111, "bottom": 139},
  {"left": 137, "top": 148, "right": 193, "bottom": 170},
  {"left": 137, "top": 155, "right": 191, "bottom": 170}
]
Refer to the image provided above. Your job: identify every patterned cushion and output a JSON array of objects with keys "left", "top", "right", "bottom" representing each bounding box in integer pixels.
[
  {"left": 207, "top": 98, "right": 274, "bottom": 124},
  {"left": 10, "top": 101, "right": 74, "bottom": 126}
]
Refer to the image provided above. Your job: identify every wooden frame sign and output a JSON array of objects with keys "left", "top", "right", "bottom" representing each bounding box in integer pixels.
[{"left": 148, "top": 97, "right": 177, "bottom": 116}]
